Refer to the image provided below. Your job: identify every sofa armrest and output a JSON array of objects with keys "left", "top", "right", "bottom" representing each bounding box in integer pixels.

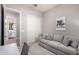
[{"left": 77, "top": 44, "right": 79, "bottom": 55}]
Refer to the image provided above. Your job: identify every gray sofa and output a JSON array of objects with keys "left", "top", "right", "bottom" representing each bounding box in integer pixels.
[{"left": 39, "top": 34, "right": 79, "bottom": 55}]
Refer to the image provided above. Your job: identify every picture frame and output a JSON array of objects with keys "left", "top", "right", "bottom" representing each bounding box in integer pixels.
[{"left": 56, "top": 16, "right": 66, "bottom": 30}]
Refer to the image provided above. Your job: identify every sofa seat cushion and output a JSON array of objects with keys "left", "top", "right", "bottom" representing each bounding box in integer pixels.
[
  {"left": 57, "top": 43, "right": 77, "bottom": 55},
  {"left": 40, "top": 39, "right": 60, "bottom": 49}
]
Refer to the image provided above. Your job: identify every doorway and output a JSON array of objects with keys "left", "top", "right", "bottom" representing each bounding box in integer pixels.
[{"left": 4, "top": 7, "right": 20, "bottom": 46}]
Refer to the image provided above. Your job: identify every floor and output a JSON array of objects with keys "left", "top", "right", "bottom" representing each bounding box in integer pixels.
[
  {"left": 0, "top": 42, "right": 54, "bottom": 55},
  {"left": 5, "top": 38, "right": 16, "bottom": 45},
  {"left": 28, "top": 43, "right": 55, "bottom": 55},
  {"left": 7, "top": 39, "right": 16, "bottom": 44},
  {"left": 0, "top": 43, "right": 20, "bottom": 55}
]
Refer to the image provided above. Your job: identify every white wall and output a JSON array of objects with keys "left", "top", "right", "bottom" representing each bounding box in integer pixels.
[{"left": 43, "top": 4, "right": 79, "bottom": 37}]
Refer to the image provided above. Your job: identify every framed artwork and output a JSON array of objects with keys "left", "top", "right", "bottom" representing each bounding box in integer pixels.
[
  {"left": 56, "top": 16, "right": 66, "bottom": 30},
  {"left": 9, "top": 22, "right": 14, "bottom": 30}
]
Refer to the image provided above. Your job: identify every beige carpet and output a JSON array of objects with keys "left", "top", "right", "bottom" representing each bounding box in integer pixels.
[{"left": 28, "top": 43, "right": 55, "bottom": 55}]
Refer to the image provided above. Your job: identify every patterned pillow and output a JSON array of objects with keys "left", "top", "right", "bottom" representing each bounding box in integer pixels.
[{"left": 71, "top": 40, "right": 78, "bottom": 48}]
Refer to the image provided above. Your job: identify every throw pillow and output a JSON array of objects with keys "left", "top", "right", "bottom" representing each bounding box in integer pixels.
[
  {"left": 68, "top": 40, "right": 72, "bottom": 46},
  {"left": 50, "top": 34, "right": 54, "bottom": 40},
  {"left": 46, "top": 35, "right": 52, "bottom": 40},
  {"left": 71, "top": 40, "right": 78, "bottom": 48},
  {"left": 42, "top": 34, "right": 47, "bottom": 39},
  {"left": 53, "top": 34, "right": 64, "bottom": 42},
  {"left": 45, "top": 34, "right": 53, "bottom": 41},
  {"left": 63, "top": 36, "right": 71, "bottom": 46}
]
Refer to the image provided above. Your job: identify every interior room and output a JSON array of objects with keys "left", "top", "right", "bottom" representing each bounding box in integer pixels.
[{"left": 0, "top": 4, "right": 79, "bottom": 55}]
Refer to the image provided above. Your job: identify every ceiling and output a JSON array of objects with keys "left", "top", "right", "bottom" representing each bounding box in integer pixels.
[
  {"left": 27, "top": 4, "right": 58, "bottom": 12},
  {"left": 6, "top": 4, "right": 58, "bottom": 12}
]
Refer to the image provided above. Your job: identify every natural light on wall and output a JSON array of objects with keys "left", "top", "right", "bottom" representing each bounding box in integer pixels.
[{"left": 27, "top": 14, "right": 42, "bottom": 44}]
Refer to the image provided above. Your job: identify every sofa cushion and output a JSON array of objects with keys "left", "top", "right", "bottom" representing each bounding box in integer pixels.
[
  {"left": 50, "top": 34, "right": 54, "bottom": 40},
  {"left": 77, "top": 44, "right": 79, "bottom": 55},
  {"left": 57, "top": 43, "right": 77, "bottom": 54},
  {"left": 46, "top": 35, "right": 53, "bottom": 40},
  {"left": 71, "top": 40, "right": 78, "bottom": 48},
  {"left": 40, "top": 39, "right": 59, "bottom": 49},
  {"left": 63, "top": 36, "right": 71, "bottom": 46},
  {"left": 40, "top": 39, "right": 77, "bottom": 54},
  {"left": 64, "top": 36, "right": 79, "bottom": 48},
  {"left": 53, "top": 34, "right": 64, "bottom": 42},
  {"left": 41, "top": 34, "right": 47, "bottom": 39}
]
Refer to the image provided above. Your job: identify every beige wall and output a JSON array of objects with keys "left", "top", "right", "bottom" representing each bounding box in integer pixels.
[{"left": 43, "top": 4, "right": 79, "bottom": 37}]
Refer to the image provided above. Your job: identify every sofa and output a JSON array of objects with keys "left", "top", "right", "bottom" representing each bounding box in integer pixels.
[{"left": 39, "top": 34, "right": 79, "bottom": 55}]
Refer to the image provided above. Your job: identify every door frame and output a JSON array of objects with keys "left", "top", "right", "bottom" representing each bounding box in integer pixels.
[{"left": 3, "top": 5, "right": 22, "bottom": 46}]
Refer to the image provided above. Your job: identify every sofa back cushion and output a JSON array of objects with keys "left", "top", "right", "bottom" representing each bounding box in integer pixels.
[
  {"left": 41, "top": 34, "right": 47, "bottom": 39},
  {"left": 41, "top": 34, "right": 54, "bottom": 41},
  {"left": 53, "top": 34, "right": 64, "bottom": 42},
  {"left": 50, "top": 34, "right": 54, "bottom": 40},
  {"left": 46, "top": 35, "right": 52, "bottom": 40},
  {"left": 45, "top": 34, "right": 54, "bottom": 40}
]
